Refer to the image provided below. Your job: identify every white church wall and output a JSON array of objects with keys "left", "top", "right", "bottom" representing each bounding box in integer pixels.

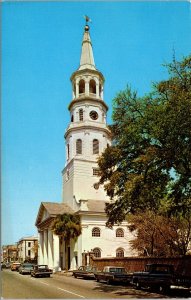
[
  {"left": 73, "top": 159, "right": 110, "bottom": 202},
  {"left": 80, "top": 215, "right": 135, "bottom": 259}
]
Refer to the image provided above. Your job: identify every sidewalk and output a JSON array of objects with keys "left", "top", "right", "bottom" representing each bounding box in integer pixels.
[{"left": 54, "top": 270, "right": 73, "bottom": 276}]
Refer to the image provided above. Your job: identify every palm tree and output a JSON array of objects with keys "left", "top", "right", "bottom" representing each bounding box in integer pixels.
[{"left": 51, "top": 213, "right": 82, "bottom": 270}]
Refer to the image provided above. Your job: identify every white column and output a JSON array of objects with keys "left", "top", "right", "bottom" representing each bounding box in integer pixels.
[
  {"left": 76, "top": 82, "right": 79, "bottom": 98},
  {"left": 53, "top": 234, "right": 60, "bottom": 272},
  {"left": 101, "top": 86, "right": 104, "bottom": 99},
  {"left": 48, "top": 230, "right": 54, "bottom": 269},
  {"left": 96, "top": 83, "right": 99, "bottom": 98},
  {"left": 85, "top": 80, "right": 89, "bottom": 96},
  {"left": 43, "top": 230, "right": 48, "bottom": 265},
  {"left": 38, "top": 232, "right": 44, "bottom": 264}
]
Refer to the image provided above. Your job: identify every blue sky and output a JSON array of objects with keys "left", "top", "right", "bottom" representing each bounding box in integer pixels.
[{"left": 2, "top": 1, "right": 191, "bottom": 246}]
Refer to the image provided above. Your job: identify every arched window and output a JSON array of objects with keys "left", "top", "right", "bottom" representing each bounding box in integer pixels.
[
  {"left": 116, "top": 228, "right": 124, "bottom": 237},
  {"left": 93, "top": 248, "right": 101, "bottom": 258},
  {"left": 92, "top": 227, "right": 100, "bottom": 237},
  {"left": 79, "top": 109, "right": 83, "bottom": 121},
  {"left": 93, "top": 139, "right": 99, "bottom": 154},
  {"left": 116, "top": 248, "right": 124, "bottom": 258},
  {"left": 76, "top": 139, "right": 82, "bottom": 155},
  {"left": 71, "top": 115, "right": 74, "bottom": 122},
  {"left": 79, "top": 79, "right": 85, "bottom": 94},
  {"left": 89, "top": 79, "right": 96, "bottom": 94}
]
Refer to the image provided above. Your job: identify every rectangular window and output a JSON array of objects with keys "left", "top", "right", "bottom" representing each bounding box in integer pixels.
[
  {"left": 28, "top": 242, "right": 31, "bottom": 247},
  {"left": 93, "top": 168, "right": 100, "bottom": 176},
  {"left": 28, "top": 250, "right": 31, "bottom": 256}
]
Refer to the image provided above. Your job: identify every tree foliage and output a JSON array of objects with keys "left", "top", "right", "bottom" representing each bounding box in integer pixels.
[
  {"left": 51, "top": 213, "right": 82, "bottom": 243},
  {"left": 98, "top": 55, "right": 191, "bottom": 226},
  {"left": 51, "top": 213, "right": 82, "bottom": 270}
]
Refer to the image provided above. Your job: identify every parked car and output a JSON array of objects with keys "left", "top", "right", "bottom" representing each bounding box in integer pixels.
[
  {"left": 4, "top": 263, "right": 11, "bottom": 269},
  {"left": 1, "top": 262, "right": 7, "bottom": 269},
  {"left": 31, "top": 265, "right": 52, "bottom": 278},
  {"left": 94, "top": 266, "right": 132, "bottom": 285},
  {"left": 11, "top": 262, "right": 21, "bottom": 271},
  {"left": 19, "top": 263, "right": 34, "bottom": 275},
  {"left": 73, "top": 266, "right": 97, "bottom": 279},
  {"left": 132, "top": 263, "right": 191, "bottom": 293}
]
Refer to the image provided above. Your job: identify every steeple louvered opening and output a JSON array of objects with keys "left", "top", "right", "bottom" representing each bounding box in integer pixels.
[
  {"left": 76, "top": 139, "right": 82, "bottom": 155},
  {"left": 79, "top": 109, "right": 83, "bottom": 121},
  {"left": 89, "top": 79, "right": 96, "bottom": 95},
  {"left": 93, "top": 139, "right": 99, "bottom": 154},
  {"left": 79, "top": 79, "right": 85, "bottom": 94}
]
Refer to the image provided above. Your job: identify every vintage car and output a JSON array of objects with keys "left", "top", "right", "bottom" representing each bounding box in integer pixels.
[
  {"left": 94, "top": 266, "right": 132, "bottom": 284},
  {"left": 11, "top": 262, "right": 21, "bottom": 271},
  {"left": 19, "top": 263, "right": 34, "bottom": 275},
  {"left": 73, "top": 265, "right": 97, "bottom": 279},
  {"left": 132, "top": 263, "right": 191, "bottom": 293},
  {"left": 31, "top": 265, "right": 52, "bottom": 278}
]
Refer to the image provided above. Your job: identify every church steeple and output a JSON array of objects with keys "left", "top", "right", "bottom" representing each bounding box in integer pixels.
[
  {"left": 70, "top": 21, "right": 105, "bottom": 102},
  {"left": 79, "top": 25, "right": 96, "bottom": 71},
  {"left": 62, "top": 19, "right": 111, "bottom": 210}
]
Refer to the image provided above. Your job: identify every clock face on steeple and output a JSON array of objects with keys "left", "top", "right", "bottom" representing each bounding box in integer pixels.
[{"left": 90, "top": 110, "right": 98, "bottom": 120}]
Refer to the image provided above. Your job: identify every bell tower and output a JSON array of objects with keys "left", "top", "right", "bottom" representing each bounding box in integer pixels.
[{"left": 62, "top": 21, "right": 111, "bottom": 211}]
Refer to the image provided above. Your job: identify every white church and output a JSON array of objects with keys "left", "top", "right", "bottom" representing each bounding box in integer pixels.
[{"left": 35, "top": 21, "right": 135, "bottom": 271}]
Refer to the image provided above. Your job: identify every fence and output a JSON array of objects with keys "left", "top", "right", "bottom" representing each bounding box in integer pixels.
[{"left": 89, "top": 255, "right": 191, "bottom": 276}]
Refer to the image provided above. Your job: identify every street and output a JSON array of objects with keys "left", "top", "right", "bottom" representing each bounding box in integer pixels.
[{"left": 1, "top": 269, "right": 191, "bottom": 299}]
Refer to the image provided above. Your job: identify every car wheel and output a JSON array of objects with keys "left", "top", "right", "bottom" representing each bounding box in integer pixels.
[
  {"left": 74, "top": 274, "right": 77, "bottom": 278},
  {"left": 135, "top": 281, "right": 141, "bottom": 290},
  {"left": 158, "top": 285, "right": 170, "bottom": 294}
]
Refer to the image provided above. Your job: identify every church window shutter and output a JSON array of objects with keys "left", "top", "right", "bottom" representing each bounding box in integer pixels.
[
  {"left": 116, "top": 248, "right": 124, "bottom": 258},
  {"left": 92, "top": 227, "right": 100, "bottom": 237},
  {"left": 93, "top": 139, "right": 99, "bottom": 154},
  {"left": 116, "top": 228, "right": 124, "bottom": 237},
  {"left": 76, "top": 139, "right": 82, "bottom": 154},
  {"left": 79, "top": 109, "right": 83, "bottom": 121},
  {"left": 93, "top": 248, "right": 101, "bottom": 258}
]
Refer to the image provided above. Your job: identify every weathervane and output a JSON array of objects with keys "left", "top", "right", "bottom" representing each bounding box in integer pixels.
[{"left": 84, "top": 15, "right": 92, "bottom": 25}]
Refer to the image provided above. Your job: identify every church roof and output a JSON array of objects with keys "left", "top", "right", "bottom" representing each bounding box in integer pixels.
[
  {"left": 35, "top": 202, "right": 74, "bottom": 227},
  {"left": 87, "top": 200, "right": 106, "bottom": 212},
  {"left": 79, "top": 25, "right": 96, "bottom": 71},
  {"left": 35, "top": 200, "right": 107, "bottom": 228},
  {"left": 42, "top": 202, "right": 74, "bottom": 215}
]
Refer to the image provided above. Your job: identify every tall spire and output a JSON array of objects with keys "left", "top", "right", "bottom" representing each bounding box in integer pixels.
[{"left": 79, "top": 21, "right": 96, "bottom": 71}]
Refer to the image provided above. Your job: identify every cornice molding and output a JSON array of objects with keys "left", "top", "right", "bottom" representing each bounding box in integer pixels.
[
  {"left": 64, "top": 123, "right": 111, "bottom": 139},
  {"left": 68, "top": 97, "right": 108, "bottom": 111}
]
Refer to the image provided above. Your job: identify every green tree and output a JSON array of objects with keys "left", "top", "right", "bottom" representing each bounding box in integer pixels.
[
  {"left": 98, "top": 55, "right": 191, "bottom": 226},
  {"left": 51, "top": 213, "right": 82, "bottom": 270}
]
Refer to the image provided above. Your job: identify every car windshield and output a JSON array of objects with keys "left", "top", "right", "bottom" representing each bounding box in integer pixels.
[
  {"left": 23, "top": 264, "right": 33, "bottom": 268},
  {"left": 38, "top": 265, "right": 48, "bottom": 269},
  {"left": 110, "top": 268, "right": 125, "bottom": 273},
  {"left": 85, "top": 266, "right": 94, "bottom": 272}
]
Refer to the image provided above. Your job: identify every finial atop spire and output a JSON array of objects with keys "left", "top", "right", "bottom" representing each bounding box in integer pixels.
[
  {"left": 79, "top": 16, "right": 95, "bottom": 70},
  {"left": 84, "top": 15, "right": 92, "bottom": 25}
]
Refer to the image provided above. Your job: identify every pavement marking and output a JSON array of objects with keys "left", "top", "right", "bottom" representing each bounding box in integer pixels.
[
  {"left": 57, "top": 287, "right": 85, "bottom": 298},
  {"left": 39, "top": 281, "right": 50, "bottom": 286}
]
